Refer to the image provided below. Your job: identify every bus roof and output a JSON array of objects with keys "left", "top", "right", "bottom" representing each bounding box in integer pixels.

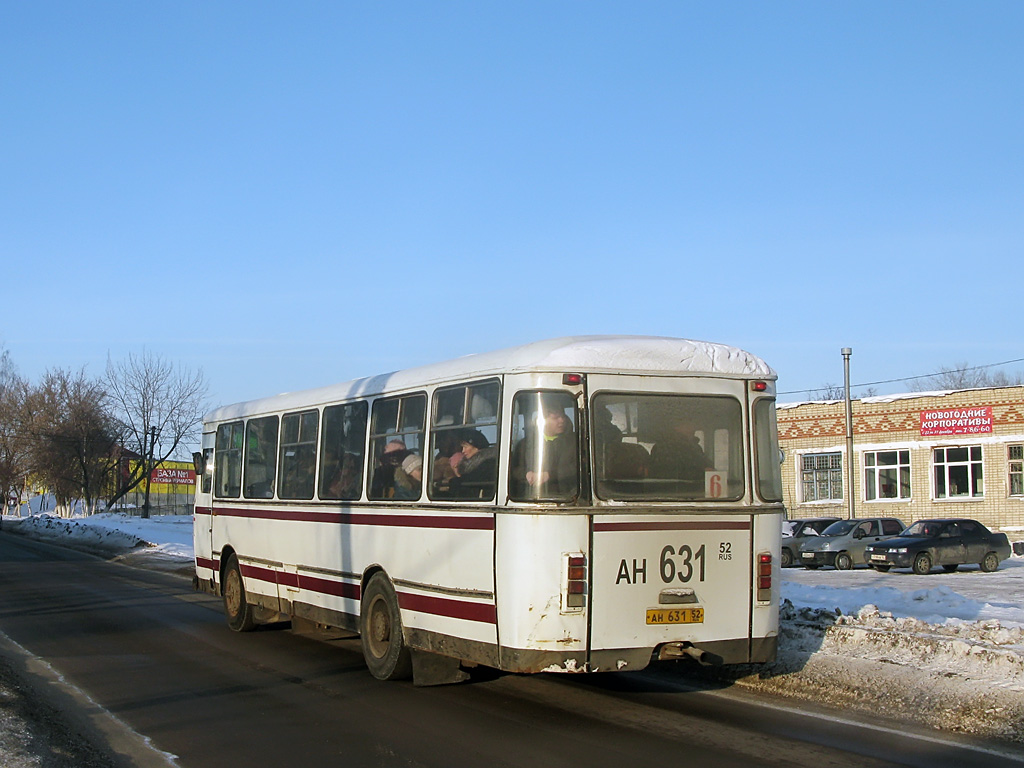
[{"left": 205, "top": 335, "right": 776, "bottom": 423}]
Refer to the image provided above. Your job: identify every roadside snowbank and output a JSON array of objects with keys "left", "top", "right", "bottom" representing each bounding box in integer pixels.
[{"left": 4, "top": 512, "right": 1024, "bottom": 744}]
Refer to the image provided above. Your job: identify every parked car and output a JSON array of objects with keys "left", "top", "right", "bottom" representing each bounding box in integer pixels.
[
  {"left": 799, "top": 517, "right": 906, "bottom": 570},
  {"left": 781, "top": 517, "right": 840, "bottom": 567},
  {"left": 864, "top": 518, "right": 1011, "bottom": 574}
]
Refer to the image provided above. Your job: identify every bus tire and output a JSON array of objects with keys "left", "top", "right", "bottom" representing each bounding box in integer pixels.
[
  {"left": 223, "top": 554, "right": 257, "bottom": 632},
  {"left": 360, "top": 572, "right": 413, "bottom": 681}
]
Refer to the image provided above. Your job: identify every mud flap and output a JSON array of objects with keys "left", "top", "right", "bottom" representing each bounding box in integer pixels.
[{"left": 411, "top": 649, "right": 470, "bottom": 687}]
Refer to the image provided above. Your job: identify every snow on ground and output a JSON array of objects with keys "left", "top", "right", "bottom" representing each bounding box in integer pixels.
[{"left": 4, "top": 511, "right": 1024, "bottom": 745}]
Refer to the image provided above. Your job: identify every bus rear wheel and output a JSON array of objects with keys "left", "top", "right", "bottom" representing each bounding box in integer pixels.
[
  {"left": 360, "top": 572, "right": 413, "bottom": 681},
  {"left": 223, "top": 554, "right": 256, "bottom": 632}
]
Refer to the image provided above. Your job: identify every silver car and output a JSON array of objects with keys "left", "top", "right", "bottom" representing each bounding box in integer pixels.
[
  {"left": 781, "top": 517, "right": 840, "bottom": 567},
  {"left": 799, "top": 517, "right": 906, "bottom": 570}
]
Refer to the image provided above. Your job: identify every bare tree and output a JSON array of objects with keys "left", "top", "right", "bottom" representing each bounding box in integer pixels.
[
  {"left": 105, "top": 351, "right": 208, "bottom": 517},
  {"left": 0, "top": 349, "right": 32, "bottom": 516},
  {"left": 911, "top": 362, "right": 1024, "bottom": 392},
  {"left": 813, "top": 383, "right": 878, "bottom": 401},
  {"left": 30, "top": 368, "right": 119, "bottom": 516}
]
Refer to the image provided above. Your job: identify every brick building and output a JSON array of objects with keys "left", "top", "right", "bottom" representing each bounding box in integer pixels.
[{"left": 776, "top": 385, "right": 1024, "bottom": 534}]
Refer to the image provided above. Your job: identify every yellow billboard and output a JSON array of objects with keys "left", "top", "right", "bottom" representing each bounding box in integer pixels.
[{"left": 132, "top": 460, "right": 197, "bottom": 494}]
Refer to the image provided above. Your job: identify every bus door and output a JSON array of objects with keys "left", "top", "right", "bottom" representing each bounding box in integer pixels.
[{"left": 193, "top": 430, "right": 216, "bottom": 581}]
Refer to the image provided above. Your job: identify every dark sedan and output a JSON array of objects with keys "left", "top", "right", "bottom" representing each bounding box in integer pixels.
[{"left": 864, "top": 518, "right": 1011, "bottom": 574}]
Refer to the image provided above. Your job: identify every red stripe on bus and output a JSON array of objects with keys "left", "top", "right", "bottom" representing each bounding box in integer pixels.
[
  {"left": 397, "top": 591, "right": 497, "bottom": 625},
  {"left": 593, "top": 520, "right": 752, "bottom": 532},
  {"left": 196, "top": 556, "right": 218, "bottom": 571},
  {"left": 240, "top": 563, "right": 359, "bottom": 599},
  {"left": 210, "top": 506, "right": 494, "bottom": 530},
  {"left": 237, "top": 564, "right": 494, "bottom": 624}
]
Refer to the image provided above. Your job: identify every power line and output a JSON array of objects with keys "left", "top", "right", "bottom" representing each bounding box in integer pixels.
[{"left": 779, "top": 356, "right": 1024, "bottom": 397}]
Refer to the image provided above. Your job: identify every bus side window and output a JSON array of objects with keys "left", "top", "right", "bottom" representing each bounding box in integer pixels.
[
  {"left": 215, "top": 421, "right": 243, "bottom": 498},
  {"left": 509, "top": 391, "right": 578, "bottom": 502},
  {"left": 201, "top": 447, "right": 214, "bottom": 494},
  {"left": 244, "top": 415, "right": 279, "bottom": 499},
  {"left": 319, "top": 401, "right": 368, "bottom": 501},
  {"left": 278, "top": 410, "right": 318, "bottom": 500},
  {"left": 368, "top": 394, "right": 426, "bottom": 501},
  {"left": 430, "top": 380, "right": 499, "bottom": 501}
]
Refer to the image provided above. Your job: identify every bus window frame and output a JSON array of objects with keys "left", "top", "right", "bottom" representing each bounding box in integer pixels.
[
  {"left": 277, "top": 408, "right": 319, "bottom": 501},
  {"left": 428, "top": 377, "right": 501, "bottom": 503},
  {"left": 318, "top": 399, "right": 369, "bottom": 502},
  {"left": 508, "top": 389, "right": 581, "bottom": 504},
  {"left": 214, "top": 420, "right": 244, "bottom": 499},
  {"left": 367, "top": 391, "right": 427, "bottom": 502},
  {"left": 590, "top": 390, "right": 745, "bottom": 503}
]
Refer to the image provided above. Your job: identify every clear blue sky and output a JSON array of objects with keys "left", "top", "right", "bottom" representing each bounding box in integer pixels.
[{"left": 2, "top": 2, "right": 1021, "bottom": 408}]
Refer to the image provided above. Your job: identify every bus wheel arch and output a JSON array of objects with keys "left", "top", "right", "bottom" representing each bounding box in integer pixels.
[{"left": 359, "top": 570, "right": 413, "bottom": 681}]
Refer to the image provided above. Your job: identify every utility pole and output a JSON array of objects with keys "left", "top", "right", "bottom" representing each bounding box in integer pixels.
[
  {"left": 842, "top": 348, "right": 855, "bottom": 520},
  {"left": 142, "top": 425, "right": 156, "bottom": 519}
]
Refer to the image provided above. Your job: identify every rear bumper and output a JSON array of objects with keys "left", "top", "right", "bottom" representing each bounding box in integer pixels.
[{"left": 501, "top": 636, "right": 778, "bottom": 674}]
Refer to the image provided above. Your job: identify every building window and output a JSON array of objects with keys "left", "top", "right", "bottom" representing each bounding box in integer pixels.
[
  {"left": 1010, "top": 444, "right": 1024, "bottom": 497},
  {"left": 933, "top": 446, "right": 983, "bottom": 499},
  {"left": 800, "top": 452, "right": 842, "bottom": 502},
  {"left": 864, "top": 450, "right": 910, "bottom": 501}
]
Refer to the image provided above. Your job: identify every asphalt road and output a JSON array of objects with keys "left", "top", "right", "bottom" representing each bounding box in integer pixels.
[{"left": 0, "top": 531, "right": 1020, "bottom": 768}]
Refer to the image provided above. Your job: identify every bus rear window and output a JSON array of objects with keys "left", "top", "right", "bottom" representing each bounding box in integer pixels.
[{"left": 592, "top": 393, "right": 743, "bottom": 501}]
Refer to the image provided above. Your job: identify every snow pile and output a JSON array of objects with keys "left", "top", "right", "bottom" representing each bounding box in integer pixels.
[
  {"left": 5, "top": 514, "right": 150, "bottom": 554},
  {"left": 722, "top": 569, "right": 1024, "bottom": 743},
  {"left": 2, "top": 513, "right": 195, "bottom": 574}
]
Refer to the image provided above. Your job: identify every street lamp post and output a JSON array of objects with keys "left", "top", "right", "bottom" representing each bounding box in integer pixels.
[{"left": 842, "top": 348, "right": 855, "bottom": 520}]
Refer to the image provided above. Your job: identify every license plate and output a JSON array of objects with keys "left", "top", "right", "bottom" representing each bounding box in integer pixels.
[
  {"left": 801, "top": 552, "right": 814, "bottom": 559},
  {"left": 870, "top": 554, "right": 888, "bottom": 561},
  {"left": 646, "top": 607, "right": 704, "bottom": 625}
]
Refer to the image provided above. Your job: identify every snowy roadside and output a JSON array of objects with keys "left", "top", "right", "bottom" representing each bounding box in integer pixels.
[{"left": 4, "top": 512, "right": 1024, "bottom": 747}]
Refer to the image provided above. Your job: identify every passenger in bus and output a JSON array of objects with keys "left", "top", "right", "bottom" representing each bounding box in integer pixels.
[
  {"left": 649, "top": 419, "right": 711, "bottom": 487},
  {"left": 451, "top": 430, "right": 497, "bottom": 499},
  {"left": 370, "top": 440, "right": 411, "bottom": 499},
  {"left": 394, "top": 453, "right": 423, "bottom": 499},
  {"left": 430, "top": 432, "right": 462, "bottom": 496},
  {"left": 510, "top": 399, "right": 577, "bottom": 499},
  {"left": 594, "top": 406, "right": 649, "bottom": 480},
  {"left": 325, "top": 451, "right": 362, "bottom": 499}
]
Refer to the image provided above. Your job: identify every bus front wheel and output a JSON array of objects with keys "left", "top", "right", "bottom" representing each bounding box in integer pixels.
[
  {"left": 223, "top": 554, "right": 256, "bottom": 632},
  {"left": 360, "top": 572, "right": 413, "bottom": 681}
]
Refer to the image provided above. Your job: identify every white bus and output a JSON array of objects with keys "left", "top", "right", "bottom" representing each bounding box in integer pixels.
[{"left": 193, "top": 336, "right": 784, "bottom": 685}]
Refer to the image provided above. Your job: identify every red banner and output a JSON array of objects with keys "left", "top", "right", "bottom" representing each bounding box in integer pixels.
[{"left": 920, "top": 407, "right": 993, "bottom": 436}]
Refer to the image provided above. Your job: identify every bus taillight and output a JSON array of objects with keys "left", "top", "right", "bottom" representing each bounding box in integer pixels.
[
  {"left": 757, "top": 553, "right": 772, "bottom": 602},
  {"left": 565, "top": 554, "right": 587, "bottom": 610}
]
